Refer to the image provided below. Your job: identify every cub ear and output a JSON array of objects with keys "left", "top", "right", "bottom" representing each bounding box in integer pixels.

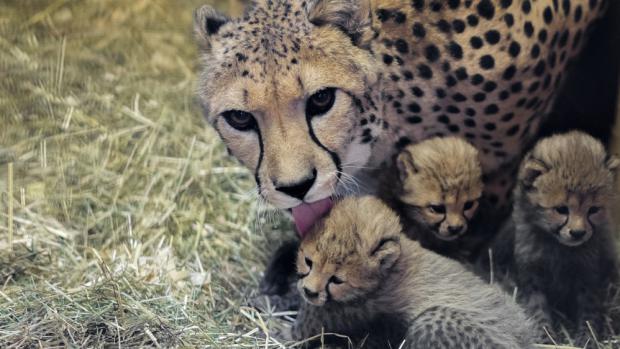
[
  {"left": 396, "top": 149, "right": 418, "bottom": 182},
  {"left": 606, "top": 154, "right": 619, "bottom": 174},
  {"left": 307, "top": 0, "right": 373, "bottom": 47},
  {"left": 519, "top": 155, "right": 549, "bottom": 189},
  {"left": 370, "top": 238, "right": 401, "bottom": 272},
  {"left": 194, "top": 5, "right": 230, "bottom": 49}
]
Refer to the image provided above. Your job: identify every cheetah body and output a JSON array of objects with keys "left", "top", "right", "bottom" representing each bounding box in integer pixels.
[
  {"left": 194, "top": 0, "right": 606, "bottom": 207},
  {"left": 364, "top": 0, "right": 606, "bottom": 202},
  {"left": 293, "top": 196, "right": 536, "bottom": 348}
]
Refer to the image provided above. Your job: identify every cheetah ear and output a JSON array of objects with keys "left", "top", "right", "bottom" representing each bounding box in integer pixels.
[
  {"left": 520, "top": 156, "right": 549, "bottom": 190},
  {"left": 307, "top": 0, "right": 373, "bottom": 47},
  {"left": 194, "top": 5, "right": 230, "bottom": 49},
  {"left": 396, "top": 150, "right": 418, "bottom": 182},
  {"left": 370, "top": 237, "right": 401, "bottom": 272}
]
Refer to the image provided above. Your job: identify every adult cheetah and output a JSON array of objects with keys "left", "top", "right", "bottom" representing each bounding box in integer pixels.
[{"left": 193, "top": 0, "right": 609, "bottom": 292}]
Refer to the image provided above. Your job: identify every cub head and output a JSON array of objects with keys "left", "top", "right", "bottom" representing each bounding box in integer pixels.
[
  {"left": 193, "top": 0, "right": 378, "bottom": 209},
  {"left": 396, "top": 137, "right": 483, "bottom": 241},
  {"left": 517, "top": 131, "right": 619, "bottom": 247},
  {"left": 297, "top": 196, "right": 402, "bottom": 306}
]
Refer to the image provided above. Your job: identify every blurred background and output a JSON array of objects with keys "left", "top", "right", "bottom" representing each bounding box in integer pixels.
[{"left": 0, "top": 0, "right": 619, "bottom": 347}]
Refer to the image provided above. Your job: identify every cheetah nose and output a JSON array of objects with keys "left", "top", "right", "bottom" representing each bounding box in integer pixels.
[
  {"left": 303, "top": 287, "right": 319, "bottom": 299},
  {"left": 448, "top": 225, "right": 464, "bottom": 235},
  {"left": 570, "top": 230, "right": 586, "bottom": 239},
  {"left": 275, "top": 169, "right": 317, "bottom": 200}
]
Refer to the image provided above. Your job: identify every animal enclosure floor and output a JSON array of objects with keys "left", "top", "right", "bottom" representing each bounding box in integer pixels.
[{"left": 0, "top": 0, "right": 294, "bottom": 347}]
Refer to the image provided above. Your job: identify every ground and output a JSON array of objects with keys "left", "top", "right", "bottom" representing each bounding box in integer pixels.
[
  {"left": 0, "top": 0, "right": 618, "bottom": 348},
  {"left": 0, "top": 0, "right": 297, "bottom": 347}
]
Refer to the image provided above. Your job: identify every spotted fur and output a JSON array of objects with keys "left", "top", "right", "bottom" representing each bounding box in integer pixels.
[
  {"left": 393, "top": 136, "right": 489, "bottom": 261},
  {"left": 484, "top": 131, "right": 619, "bottom": 345},
  {"left": 194, "top": 0, "right": 607, "bottom": 209},
  {"left": 293, "top": 196, "right": 536, "bottom": 348}
]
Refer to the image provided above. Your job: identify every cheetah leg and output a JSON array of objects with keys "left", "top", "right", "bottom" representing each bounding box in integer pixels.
[
  {"left": 292, "top": 302, "right": 358, "bottom": 348},
  {"left": 574, "top": 292, "right": 607, "bottom": 347},
  {"left": 293, "top": 303, "right": 401, "bottom": 349},
  {"left": 526, "top": 292, "right": 555, "bottom": 341},
  {"left": 249, "top": 240, "right": 300, "bottom": 314},
  {"left": 259, "top": 240, "right": 299, "bottom": 296}
]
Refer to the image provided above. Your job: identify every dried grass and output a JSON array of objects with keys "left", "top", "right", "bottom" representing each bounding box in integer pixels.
[{"left": 0, "top": 0, "right": 293, "bottom": 347}]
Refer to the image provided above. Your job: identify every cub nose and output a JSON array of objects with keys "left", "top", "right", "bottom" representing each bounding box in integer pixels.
[
  {"left": 303, "top": 287, "right": 319, "bottom": 299},
  {"left": 448, "top": 225, "right": 464, "bottom": 235},
  {"left": 570, "top": 230, "right": 587, "bottom": 239},
  {"left": 275, "top": 169, "right": 317, "bottom": 200}
]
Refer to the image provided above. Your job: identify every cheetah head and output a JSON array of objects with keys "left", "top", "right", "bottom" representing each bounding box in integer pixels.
[
  {"left": 517, "top": 131, "right": 619, "bottom": 247},
  {"left": 396, "top": 137, "right": 483, "bottom": 240},
  {"left": 296, "top": 196, "right": 402, "bottom": 306},
  {"left": 193, "top": 0, "right": 379, "bottom": 229}
]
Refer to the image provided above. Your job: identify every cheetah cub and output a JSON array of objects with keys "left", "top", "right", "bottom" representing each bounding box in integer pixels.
[
  {"left": 394, "top": 137, "right": 488, "bottom": 261},
  {"left": 503, "top": 131, "right": 619, "bottom": 343},
  {"left": 292, "top": 196, "right": 535, "bottom": 349}
]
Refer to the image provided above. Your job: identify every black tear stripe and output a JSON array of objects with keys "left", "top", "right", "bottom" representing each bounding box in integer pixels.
[
  {"left": 587, "top": 215, "right": 597, "bottom": 233},
  {"left": 325, "top": 284, "right": 332, "bottom": 303},
  {"left": 432, "top": 221, "right": 443, "bottom": 231},
  {"left": 555, "top": 216, "right": 569, "bottom": 234},
  {"left": 253, "top": 124, "right": 265, "bottom": 190},
  {"left": 305, "top": 115, "right": 342, "bottom": 180}
]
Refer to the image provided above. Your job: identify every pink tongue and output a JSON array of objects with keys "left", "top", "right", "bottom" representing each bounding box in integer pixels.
[{"left": 292, "top": 198, "right": 333, "bottom": 238}]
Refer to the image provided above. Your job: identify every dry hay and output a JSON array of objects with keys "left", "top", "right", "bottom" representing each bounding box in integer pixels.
[
  {"left": 0, "top": 0, "right": 294, "bottom": 347},
  {"left": 0, "top": 1, "right": 619, "bottom": 348}
]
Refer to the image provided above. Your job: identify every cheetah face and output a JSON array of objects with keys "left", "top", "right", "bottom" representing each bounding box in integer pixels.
[
  {"left": 520, "top": 174, "right": 611, "bottom": 246},
  {"left": 396, "top": 138, "right": 483, "bottom": 241},
  {"left": 525, "top": 194, "right": 605, "bottom": 246},
  {"left": 518, "top": 132, "right": 619, "bottom": 247},
  {"left": 296, "top": 247, "right": 361, "bottom": 307},
  {"left": 403, "top": 197, "right": 480, "bottom": 241},
  {"left": 193, "top": 2, "right": 378, "bottom": 210},
  {"left": 296, "top": 197, "right": 402, "bottom": 306},
  {"left": 296, "top": 237, "right": 400, "bottom": 306}
]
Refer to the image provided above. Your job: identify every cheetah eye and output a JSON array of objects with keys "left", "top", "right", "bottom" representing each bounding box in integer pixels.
[
  {"left": 429, "top": 204, "right": 446, "bottom": 214},
  {"left": 329, "top": 275, "right": 344, "bottom": 285},
  {"left": 463, "top": 200, "right": 476, "bottom": 211},
  {"left": 306, "top": 88, "right": 336, "bottom": 117},
  {"left": 222, "top": 110, "right": 257, "bottom": 131},
  {"left": 554, "top": 206, "right": 569, "bottom": 215},
  {"left": 304, "top": 257, "right": 313, "bottom": 268},
  {"left": 588, "top": 206, "right": 601, "bottom": 215}
]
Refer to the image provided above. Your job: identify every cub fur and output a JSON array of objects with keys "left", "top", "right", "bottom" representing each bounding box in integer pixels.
[
  {"left": 293, "top": 196, "right": 535, "bottom": 349},
  {"left": 486, "top": 131, "right": 619, "bottom": 344},
  {"left": 393, "top": 136, "right": 490, "bottom": 261}
]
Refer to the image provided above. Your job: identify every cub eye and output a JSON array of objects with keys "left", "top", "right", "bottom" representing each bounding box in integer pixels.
[
  {"left": 222, "top": 110, "right": 256, "bottom": 131},
  {"left": 329, "top": 275, "right": 344, "bottom": 285},
  {"left": 429, "top": 204, "right": 446, "bottom": 214},
  {"left": 306, "top": 88, "right": 336, "bottom": 117},
  {"left": 304, "top": 257, "right": 313, "bottom": 268},
  {"left": 588, "top": 206, "right": 601, "bottom": 215},
  {"left": 463, "top": 200, "right": 476, "bottom": 211},
  {"left": 554, "top": 206, "right": 569, "bottom": 215}
]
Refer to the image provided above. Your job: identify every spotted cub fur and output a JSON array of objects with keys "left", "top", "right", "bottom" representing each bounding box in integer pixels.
[
  {"left": 393, "top": 136, "right": 491, "bottom": 260},
  {"left": 486, "top": 131, "right": 619, "bottom": 344},
  {"left": 293, "top": 196, "right": 536, "bottom": 349}
]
